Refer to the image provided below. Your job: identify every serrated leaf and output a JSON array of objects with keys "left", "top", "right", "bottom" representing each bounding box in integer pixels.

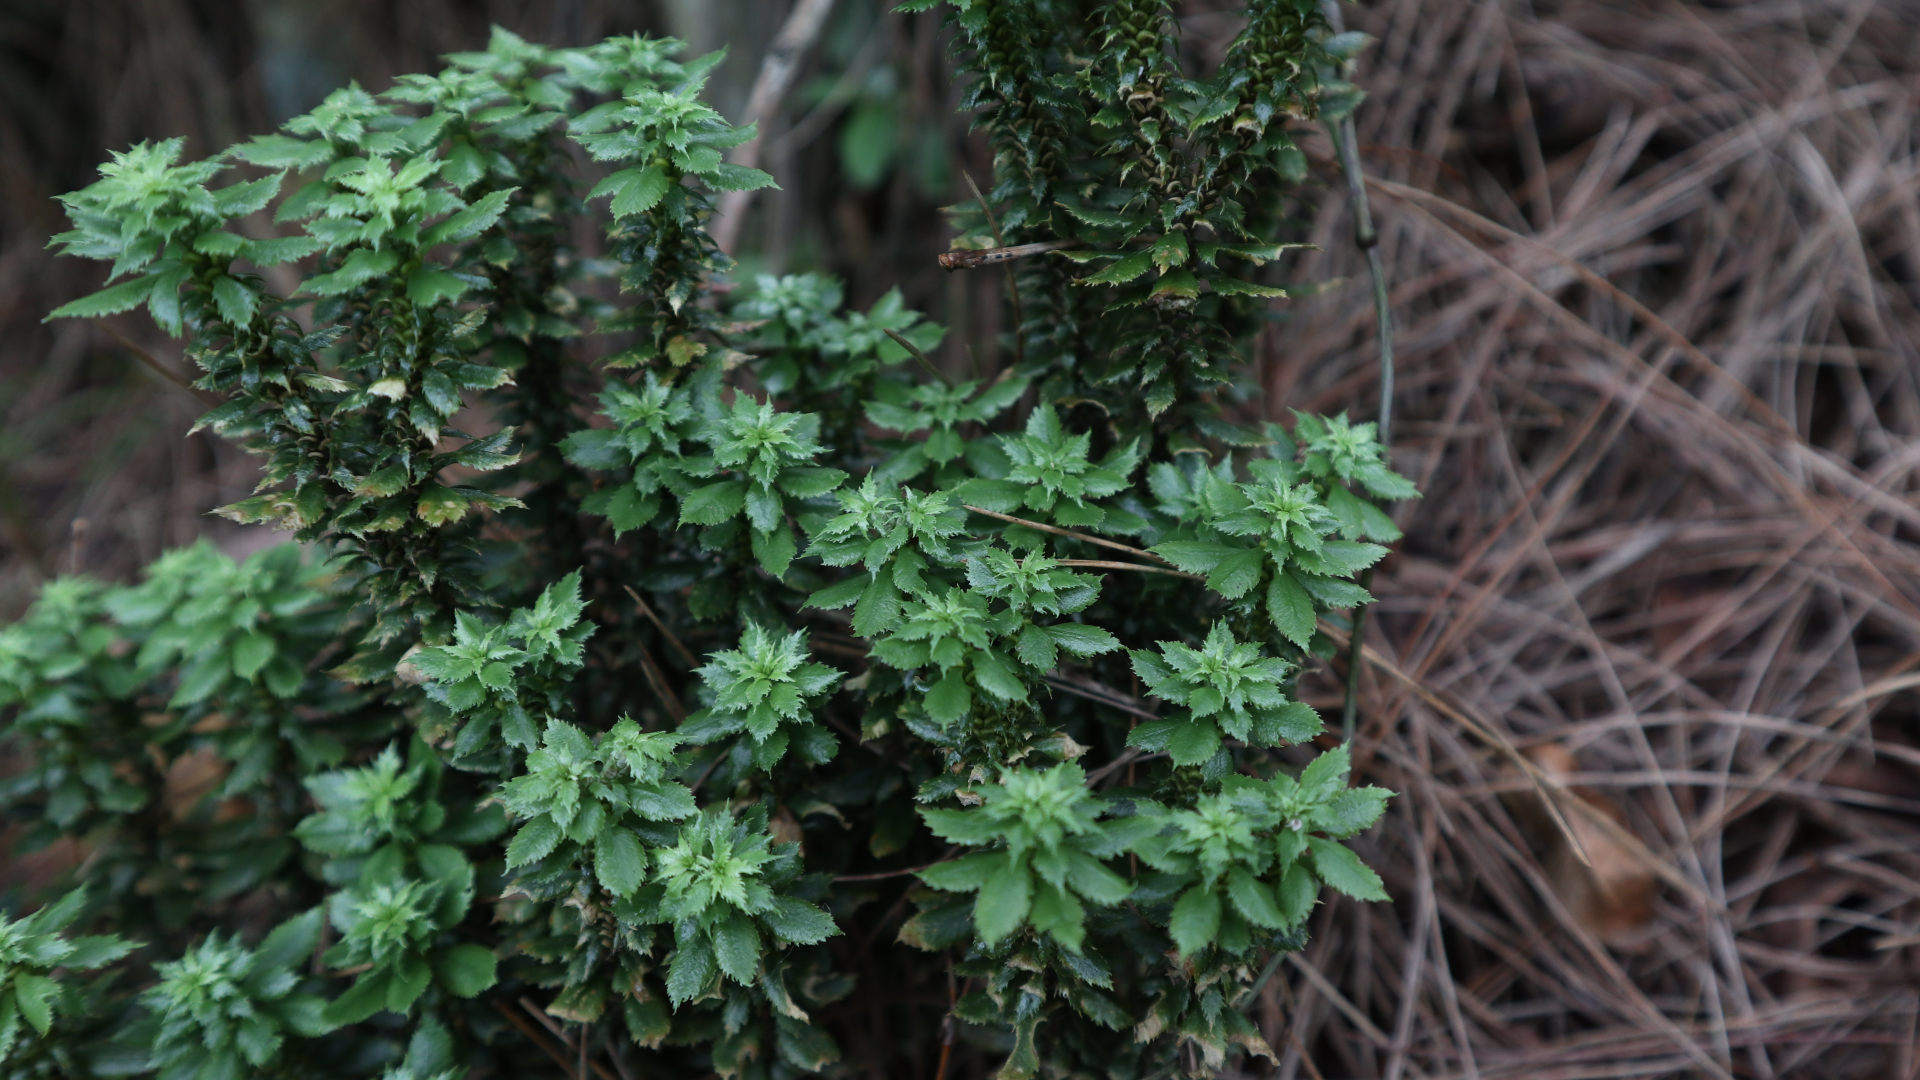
[
  {"left": 1165, "top": 720, "right": 1221, "bottom": 767},
  {"left": 923, "top": 670, "right": 971, "bottom": 727},
  {"left": 712, "top": 913, "right": 762, "bottom": 984},
  {"left": 666, "top": 936, "right": 715, "bottom": 1006},
  {"left": 1168, "top": 886, "right": 1221, "bottom": 956},
  {"left": 762, "top": 896, "right": 838, "bottom": 944},
  {"left": 804, "top": 575, "right": 867, "bottom": 611},
  {"left": 47, "top": 276, "right": 155, "bottom": 321},
  {"left": 416, "top": 484, "right": 469, "bottom": 528},
  {"left": 1306, "top": 836, "right": 1388, "bottom": 901},
  {"left": 505, "top": 815, "right": 562, "bottom": 867},
  {"left": 1226, "top": 866, "right": 1284, "bottom": 928},
  {"left": 210, "top": 275, "right": 258, "bottom": 327},
  {"left": 1080, "top": 251, "right": 1152, "bottom": 286},
  {"left": 11, "top": 974, "right": 56, "bottom": 1035},
  {"left": 609, "top": 166, "right": 670, "bottom": 217},
  {"left": 432, "top": 943, "right": 497, "bottom": 997},
  {"left": 852, "top": 574, "right": 901, "bottom": 638},
  {"left": 232, "top": 630, "right": 276, "bottom": 679},
  {"left": 1267, "top": 573, "right": 1315, "bottom": 649},
  {"left": 594, "top": 827, "right": 647, "bottom": 896},
  {"left": 705, "top": 163, "right": 778, "bottom": 191},
  {"left": 973, "top": 860, "right": 1032, "bottom": 945},
  {"left": 422, "top": 188, "right": 516, "bottom": 247},
  {"left": 917, "top": 850, "right": 1005, "bottom": 892},
  {"left": 680, "top": 480, "right": 747, "bottom": 525},
  {"left": 970, "top": 651, "right": 1027, "bottom": 702},
  {"left": 1206, "top": 547, "right": 1266, "bottom": 599}
]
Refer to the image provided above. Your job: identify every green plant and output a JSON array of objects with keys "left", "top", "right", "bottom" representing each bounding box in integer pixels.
[{"left": 11, "top": 8, "right": 1408, "bottom": 1078}]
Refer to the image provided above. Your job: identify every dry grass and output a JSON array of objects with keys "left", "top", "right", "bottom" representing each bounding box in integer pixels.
[{"left": 1248, "top": 0, "right": 1920, "bottom": 1076}]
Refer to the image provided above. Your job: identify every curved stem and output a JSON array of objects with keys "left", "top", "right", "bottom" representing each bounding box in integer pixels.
[{"left": 1321, "top": 1, "right": 1395, "bottom": 741}]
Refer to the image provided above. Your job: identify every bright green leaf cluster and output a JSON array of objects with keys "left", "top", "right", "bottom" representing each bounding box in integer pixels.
[
  {"left": 1134, "top": 746, "right": 1391, "bottom": 957},
  {"left": 294, "top": 739, "right": 507, "bottom": 887},
  {"left": 321, "top": 879, "right": 496, "bottom": 1025},
  {"left": 680, "top": 626, "right": 841, "bottom": 771},
  {"left": 498, "top": 718, "right": 694, "bottom": 898},
  {"left": 410, "top": 572, "right": 594, "bottom": 766},
  {"left": 956, "top": 407, "right": 1146, "bottom": 532},
  {"left": 1127, "top": 622, "right": 1322, "bottom": 766},
  {"left": 624, "top": 808, "right": 839, "bottom": 1006},
  {"left": 919, "top": 762, "right": 1154, "bottom": 952}
]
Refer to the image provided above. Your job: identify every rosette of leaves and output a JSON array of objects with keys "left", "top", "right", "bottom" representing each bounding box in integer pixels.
[
  {"left": 293, "top": 739, "right": 507, "bottom": 888},
  {"left": 573, "top": 57, "right": 773, "bottom": 370},
  {"left": 869, "top": 587, "right": 1005, "bottom": 730},
  {"left": 0, "top": 890, "right": 134, "bottom": 1062},
  {"left": 1148, "top": 453, "right": 1387, "bottom": 650},
  {"left": 562, "top": 372, "right": 694, "bottom": 537},
  {"left": 319, "top": 876, "right": 497, "bottom": 1026},
  {"left": 802, "top": 477, "right": 971, "bottom": 637},
  {"left": 864, "top": 374, "right": 1030, "bottom": 485},
  {"left": 498, "top": 718, "right": 694, "bottom": 900},
  {"left": 678, "top": 395, "right": 847, "bottom": 579},
  {"left": 678, "top": 626, "right": 840, "bottom": 774},
  {"left": 44, "top": 139, "right": 313, "bottom": 335},
  {"left": 493, "top": 719, "right": 691, "bottom": 1030},
  {"left": 864, "top": 544, "right": 1122, "bottom": 744},
  {"left": 409, "top": 572, "right": 594, "bottom": 769},
  {"left": 137, "top": 910, "right": 332, "bottom": 1079},
  {"left": 630, "top": 807, "right": 839, "bottom": 1000},
  {"left": 916, "top": 762, "right": 1156, "bottom": 951},
  {"left": 1126, "top": 622, "right": 1322, "bottom": 767},
  {"left": 1132, "top": 746, "right": 1390, "bottom": 958},
  {"left": 1292, "top": 411, "right": 1419, "bottom": 542},
  {"left": 954, "top": 406, "right": 1146, "bottom": 532},
  {"left": 965, "top": 547, "right": 1120, "bottom": 673},
  {"left": 888, "top": 544, "right": 1126, "bottom": 754}
]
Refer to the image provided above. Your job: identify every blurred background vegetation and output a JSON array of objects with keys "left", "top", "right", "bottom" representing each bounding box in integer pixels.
[
  {"left": 0, "top": 0, "right": 993, "bottom": 612},
  {"left": 7, "top": 1, "right": 1920, "bottom": 1076}
]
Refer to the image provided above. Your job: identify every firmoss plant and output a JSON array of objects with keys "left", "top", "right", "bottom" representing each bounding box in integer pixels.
[{"left": 7, "top": 7, "right": 1406, "bottom": 1079}]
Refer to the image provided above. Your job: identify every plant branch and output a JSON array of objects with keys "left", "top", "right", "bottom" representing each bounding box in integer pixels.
[
  {"left": 492, "top": 999, "right": 588, "bottom": 1080},
  {"left": 937, "top": 239, "right": 1082, "bottom": 270},
  {"left": 1044, "top": 673, "right": 1159, "bottom": 720},
  {"left": 963, "top": 170, "right": 1025, "bottom": 367},
  {"left": 1054, "top": 559, "right": 1203, "bottom": 580},
  {"left": 959, "top": 505, "right": 1173, "bottom": 564},
  {"left": 623, "top": 584, "right": 698, "bottom": 667},
  {"left": 103, "top": 325, "right": 222, "bottom": 406},
  {"left": 710, "top": 0, "right": 838, "bottom": 254},
  {"left": 883, "top": 327, "right": 955, "bottom": 387}
]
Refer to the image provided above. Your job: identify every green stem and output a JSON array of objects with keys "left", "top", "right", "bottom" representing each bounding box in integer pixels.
[{"left": 1320, "top": 2, "right": 1394, "bottom": 740}]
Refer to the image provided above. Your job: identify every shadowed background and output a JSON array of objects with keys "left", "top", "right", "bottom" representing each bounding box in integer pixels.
[{"left": 4, "top": 1, "right": 1919, "bottom": 1077}]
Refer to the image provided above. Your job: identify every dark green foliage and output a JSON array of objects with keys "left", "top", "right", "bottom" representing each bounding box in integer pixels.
[{"left": 10, "top": 9, "right": 1408, "bottom": 1079}]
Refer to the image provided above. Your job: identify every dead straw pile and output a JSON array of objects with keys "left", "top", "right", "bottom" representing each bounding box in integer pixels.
[{"left": 1257, "top": 0, "right": 1920, "bottom": 1076}]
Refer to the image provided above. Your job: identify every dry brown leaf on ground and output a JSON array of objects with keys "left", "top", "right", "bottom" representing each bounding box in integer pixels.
[{"left": 1512, "top": 743, "right": 1658, "bottom": 950}]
